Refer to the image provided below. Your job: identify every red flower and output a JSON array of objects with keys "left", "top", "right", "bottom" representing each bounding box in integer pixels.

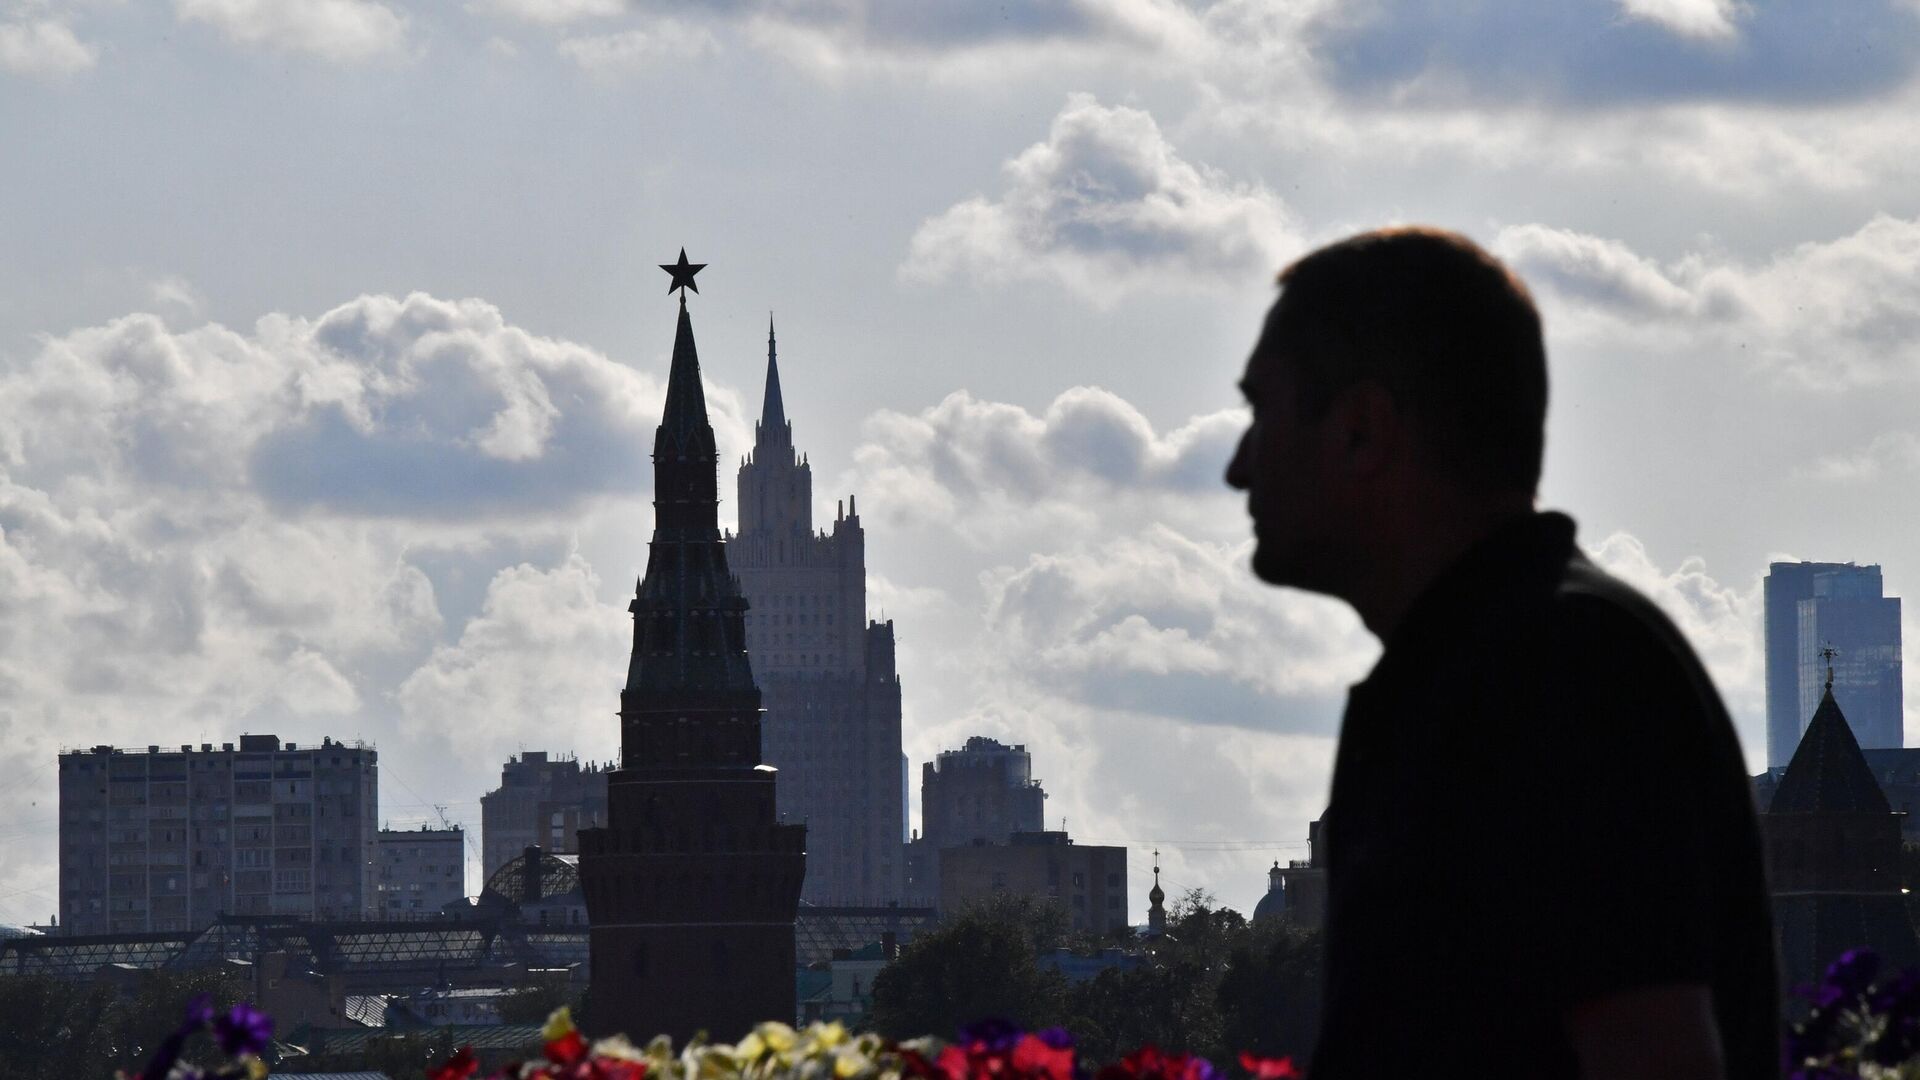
[
  {"left": 429, "top": 1046, "right": 480, "bottom": 1080},
  {"left": 1098, "top": 1045, "right": 1219, "bottom": 1080},
  {"left": 1238, "top": 1054, "right": 1301, "bottom": 1080},
  {"left": 1011, "top": 1034, "right": 1074, "bottom": 1080},
  {"left": 935, "top": 1044, "right": 977, "bottom": 1080},
  {"left": 590, "top": 1058, "right": 649, "bottom": 1080},
  {"left": 546, "top": 1029, "right": 590, "bottom": 1068}
]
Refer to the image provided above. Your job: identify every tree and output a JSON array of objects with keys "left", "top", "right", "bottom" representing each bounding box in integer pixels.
[
  {"left": 1216, "top": 921, "right": 1323, "bottom": 1063},
  {"left": 869, "top": 894, "right": 1071, "bottom": 1040},
  {"left": 0, "top": 969, "right": 246, "bottom": 1080}
]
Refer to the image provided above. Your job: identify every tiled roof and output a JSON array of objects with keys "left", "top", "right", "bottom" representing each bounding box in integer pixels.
[{"left": 1771, "top": 687, "right": 1892, "bottom": 814}]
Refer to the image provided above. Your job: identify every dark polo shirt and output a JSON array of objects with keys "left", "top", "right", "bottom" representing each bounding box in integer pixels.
[{"left": 1309, "top": 512, "right": 1779, "bottom": 1079}]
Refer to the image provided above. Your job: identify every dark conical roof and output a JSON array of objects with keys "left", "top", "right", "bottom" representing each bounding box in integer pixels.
[
  {"left": 1770, "top": 686, "right": 1891, "bottom": 814},
  {"left": 659, "top": 295, "right": 709, "bottom": 449},
  {"left": 758, "top": 314, "right": 788, "bottom": 446}
]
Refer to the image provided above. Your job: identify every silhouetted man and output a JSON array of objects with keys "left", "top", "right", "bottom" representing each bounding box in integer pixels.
[{"left": 1227, "top": 228, "right": 1778, "bottom": 1079}]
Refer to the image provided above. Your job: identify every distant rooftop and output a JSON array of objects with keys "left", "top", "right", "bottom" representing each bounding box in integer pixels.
[{"left": 62, "top": 734, "right": 373, "bottom": 756}]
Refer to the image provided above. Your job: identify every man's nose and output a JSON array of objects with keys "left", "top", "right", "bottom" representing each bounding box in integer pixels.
[{"left": 1225, "top": 430, "right": 1252, "bottom": 491}]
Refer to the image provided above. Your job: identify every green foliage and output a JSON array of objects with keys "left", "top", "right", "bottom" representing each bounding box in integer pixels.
[
  {"left": 0, "top": 969, "right": 246, "bottom": 1080},
  {"left": 869, "top": 894, "right": 1072, "bottom": 1039},
  {"left": 868, "top": 889, "right": 1322, "bottom": 1064},
  {"left": 1216, "top": 921, "right": 1322, "bottom": 1062}
]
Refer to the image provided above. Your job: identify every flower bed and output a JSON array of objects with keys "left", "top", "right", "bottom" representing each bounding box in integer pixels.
[
  {"left": 1786, "top": 948, "right": 1920, "bottom": 1079},
  {"left": 423, "top": 1011, "right": 1304, "bottom": 1080},
  {"left": 119, "top": 999, "right": 1303, "bottom": 1080}
]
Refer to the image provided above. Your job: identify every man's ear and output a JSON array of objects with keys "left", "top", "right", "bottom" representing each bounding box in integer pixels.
[{"left": 1326, "top": 380, "right": 1401, "bottom": 476}]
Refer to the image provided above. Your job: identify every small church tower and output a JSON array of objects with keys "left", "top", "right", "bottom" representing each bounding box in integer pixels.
[
  {"left": 1765, "top": 651, "right": 1919, "bottom": 988},
  {"left": 1147, "top": 850, "right": 1166, "bottom": 935}
]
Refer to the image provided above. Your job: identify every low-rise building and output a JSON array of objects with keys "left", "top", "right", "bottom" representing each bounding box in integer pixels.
[
  {"left": 479, "top": 753, "right": 608, "bottom": 881},
  {"left": 939, "top": 832, "right": 1128, "bottom": 935},
  {"left": 58, "top": 734, "right": 378, "bottom": 934},
  {"left": 375, "top": 826, "right": 466, "bottom": 919}
]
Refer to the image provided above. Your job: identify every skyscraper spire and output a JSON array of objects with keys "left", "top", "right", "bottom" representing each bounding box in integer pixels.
[{"left": 758, "top": 312, "right": 789, "bottom": 448}]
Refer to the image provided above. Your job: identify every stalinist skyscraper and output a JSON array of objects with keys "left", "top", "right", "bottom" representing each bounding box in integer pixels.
[
  {"left": 578, "top": 252, "right": 805, "bottom": 1041},
  {"left": 729, "top": 318, "right": 906, "bottom": 905}
]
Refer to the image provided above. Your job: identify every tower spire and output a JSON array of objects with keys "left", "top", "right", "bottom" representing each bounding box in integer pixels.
[
  {"left": 758, "top": 312, "right": 788, "bottom": 447},
  {"left": 1147, "top": 848, "right": 1167, "bottom": 935},
  {"left": 658, "top": 293, "right": 711, "bottom": 454}
]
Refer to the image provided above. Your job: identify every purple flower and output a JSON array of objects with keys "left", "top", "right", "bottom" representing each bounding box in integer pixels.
[
  {"left": 1037, "top": 1028, "right": 1075, "bottom": 1051},
  {"left": 212, "top": 1002, "right": 274, "bottom": 1057},
  {"left": 1823, "top": 947, "right": 1881, "bottom": 999},
  {"left": 1785, "top": 1005, "right": 1843, "bottom": 1065},
  {"left": 957, "top": 1018, "right": 1023, "bottom": 1053},
  {"left": 183, "top": 994, "right": 216, "bottom": 1029}
]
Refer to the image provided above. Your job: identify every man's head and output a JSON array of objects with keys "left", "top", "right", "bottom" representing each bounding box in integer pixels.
[{"left": 1226, "top": 227, "right": 1548, "bottom": 594}]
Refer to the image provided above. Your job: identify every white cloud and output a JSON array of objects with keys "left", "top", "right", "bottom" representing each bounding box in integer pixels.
[
  {"left": 175, "top": 0, "right": 408, "bottom": 62},
  {"left": 0, "top": 17, "right": 97, "bottom": 78},
  {"left": 981, "top": 525, "right": 1374, "bottom": 726},
  {"left": 902, "top": 94, "right": 1299, "bottom": 306},
  {"left": 557, "top": 22, "right": 718, "bottom": 74},
  {"left": 1496, "top": 223, "right": 1698, "bottom": 318},
  {"left": 1618, "top": 0, "right": 1743, "bottom": 41},
  {"left": 850, "top": 385, "right": 1245, "bottom": 544},
  {"left": 1802, "top": 431, "right": 1920, "bottom": 484},
  {"left": 471, "top": 0, "right": 624, "bottom": 26},
  {"left": 1304, "top": 0, "right": 1919, "bottom": 106},
  {"left": 0, "top": 293, "right": 700, "bottom": 515},
  {"left": 1497, "top": 215, "right": 1920, "bottom": 385},
  {"left": 395, "top": 555, "right": 627, "bottom": 771}
]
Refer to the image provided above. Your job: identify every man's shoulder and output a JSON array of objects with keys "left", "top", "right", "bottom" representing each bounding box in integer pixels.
[{"left": 1545, "top": 555, "right": 1700, "bottom": 668}]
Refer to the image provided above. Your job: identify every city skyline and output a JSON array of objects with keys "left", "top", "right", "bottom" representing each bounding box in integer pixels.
[{"left": 9, "top": 1, "right": 1920, "bottom": 924}]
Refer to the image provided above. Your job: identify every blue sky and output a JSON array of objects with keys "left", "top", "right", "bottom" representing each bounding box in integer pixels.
[{"left": 6, "top": 0, "right": 1920, "bottom": 921}]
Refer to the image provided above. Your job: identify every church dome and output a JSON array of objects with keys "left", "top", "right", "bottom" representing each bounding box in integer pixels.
[
  {"left": 1252, "top": 861, "right": 1287, "bottom": 925},
  {"left": 482, "top": 848, "right": 581, "bottom": 906}
]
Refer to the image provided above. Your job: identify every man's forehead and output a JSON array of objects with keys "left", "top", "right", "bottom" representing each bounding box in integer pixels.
[{"left": 1241, "top": 303, "right": 1295, "bottom": 387}]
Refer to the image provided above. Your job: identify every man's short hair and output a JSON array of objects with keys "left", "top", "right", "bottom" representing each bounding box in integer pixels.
[{"left": 1268, "top": 227, "right": 1548, "bottom": 495}]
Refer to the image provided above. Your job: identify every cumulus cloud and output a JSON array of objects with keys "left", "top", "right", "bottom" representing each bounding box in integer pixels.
[
  {"left": 396, "top": 555, "right": 628, "bottom": 770},
  {"left": 1304, "top": 0, "right": 1920, "bottom": 107},
  {"left": 0, "top": 17, "right": 97, "bottom": 78},
  {"left": 1618, "top": 0, "right": 1742, "bottom": 41},
  {"left": 1496, "top": 223, "right": 1699, "bottom": 318},
  {"left": 850, "top": 385, "right": 1245, "bottom": 540},
  {"left": 0, "top": 292, "right": 697, "bottom": 516},
  {"left": 558, "top": 22, "right": 719, "bottom": 73},
  {"left": 471, "top": 0, "right": 623, "bottom": 25},
  {"left": 1497, "top": 215, "right": 1920, "bottom": 385},
  {"left": 982, "top": 525, "right": 1373, "bottom": 733},
  {"left": 1802, "top": 431, "right": 1920, "bottom": 484},
  {"left": 640, "top": 0, "right": 1211, "bottom": 78},
  {"left": 175, "top": 0, "right": 408, "bottom": 62},
  {"left": 902, "top": 94, "right": 1299, "bottom": 306}
]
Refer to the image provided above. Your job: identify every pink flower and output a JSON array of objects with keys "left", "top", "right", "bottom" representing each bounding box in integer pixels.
[{"left": 1238, "top": 1054, "right": 1302, "bottom": 1080}]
